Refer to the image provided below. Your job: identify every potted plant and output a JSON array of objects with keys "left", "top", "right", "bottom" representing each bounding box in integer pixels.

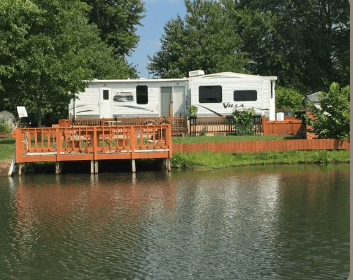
[{"left": 187, "top": 105, "right": 198, "bottom": 119}]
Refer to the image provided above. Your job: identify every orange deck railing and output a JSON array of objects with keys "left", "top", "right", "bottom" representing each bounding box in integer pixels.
[
  {"left": 61, "top": 116, "right": 188, "bottom": 137},
  {"left": 15, "top": 124, "right": 172, "bottom": 163}
]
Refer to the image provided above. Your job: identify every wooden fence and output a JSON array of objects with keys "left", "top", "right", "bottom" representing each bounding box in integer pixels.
[
  {"left": 262, "top": 115, "right": 305, "bottom": 137},
  {"left": 63, "top": 116, "right": 187, "bottom": 137},
  {"left": 15, "top": 124, "right": 172, "bottom": 164},
  {"left": 61, "top": 114, "right": 307, "bottom": 138},
  {"left": 173, "top": 139, "right": 350, "bottom": 154},
  {"left": 189, "top": 115, "right": 263, "bottom": 136},
  {"left": 189, "top": 116, "right": 235, "bottom": 135}
]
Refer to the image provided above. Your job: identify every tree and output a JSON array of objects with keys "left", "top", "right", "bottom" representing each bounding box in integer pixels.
[
  {"left": 83, "top": 0, "right": 145, "bottom": 56},
  {"left": 0, "top": 0, "right": 41, "bottom": 110},
  {"left": 307, "top": 83, "right": 350, "bottom": 139},
  {"left": 148, "top": 0, "right": 248, "bottom": 78},
  {"left": 275, "top": 86, "right": 303, "bottom": 111},
  {"left": 231, "top": 0, "right": 350, "bottom": 93},
  {"left": 0, "top": 0, "right": 136, "bottom": 126}
]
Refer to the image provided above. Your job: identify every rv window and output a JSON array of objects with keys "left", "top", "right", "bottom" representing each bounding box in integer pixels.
[
  {"left": 199, "top": 86, "right": 222, "bottom": 103},
  {"left": 234, "top": 90, "right": 257, "bottom": 101},
  {"left": 136, "top": 85, "right": 148, "bottom": 104},
  {"left": 103, "top": 90, "right": 109, "bottom": 100}
]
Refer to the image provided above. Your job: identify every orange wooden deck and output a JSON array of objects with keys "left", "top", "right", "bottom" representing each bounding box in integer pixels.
[{"left": 13, "top": 124, "right": 172, "bottom": 174}]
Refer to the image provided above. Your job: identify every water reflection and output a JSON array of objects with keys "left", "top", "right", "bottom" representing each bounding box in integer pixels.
[
  {"left": 0, "top": 164, "right": 349, "bottom": 279},
  {"left": 14, "top": 173, "right": 176, "bottom": 219}
]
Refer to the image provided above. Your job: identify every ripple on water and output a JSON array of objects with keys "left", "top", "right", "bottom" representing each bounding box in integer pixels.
[{"left": 0, "top": 165, "right": 350, "bottom": 279}]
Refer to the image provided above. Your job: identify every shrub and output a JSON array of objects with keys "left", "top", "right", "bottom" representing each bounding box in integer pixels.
[
  {"left": 199, "top": 126, "right": 208, "bottom": 136},
  {"left": 0, "top": 117, "right": 11, "bottom": 134},
  {"left": 275, "top": 86, "right": 303, "bottom": 111},
  {"left": 187, "top": 105, "right": 198, "bottom": 116},
  {"left": 307, "top": 83, "right": 350, "bottom": 139},
  {"left": 313, "top": 150, "right": 331, "bottom": 164},
  {"left": 233, "top": 107, "right": 255, "bottom": 135}
]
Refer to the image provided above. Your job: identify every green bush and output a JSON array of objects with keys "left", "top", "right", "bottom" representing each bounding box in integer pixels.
[
  {"left": 171, "top": 153, "right": 194, "bottom": 168},
  {"left": 313, "top": 150, "right": 331, "bottom": 164},
  {"left": 199, "top": 126, "right": 208, "bottom": 136},
  {"left": 275, "top": 86, "right": 303, "bottom": 111},
  {"left": 233, "top": 108, "right": 255, "bottom": 135},
  {"left": 0, "top": 117, "right": 11, "bottom": 134},
  {"left": 307, "top": 83, "right": 350, "bottom": 139},
  {"left": 187, "top": 105, "right": 198, "bottom": 116}
]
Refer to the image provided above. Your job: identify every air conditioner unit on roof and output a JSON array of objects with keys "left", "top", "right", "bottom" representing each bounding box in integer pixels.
[{"left": 189, "top": 70, "right": 205, "bottom": 77}]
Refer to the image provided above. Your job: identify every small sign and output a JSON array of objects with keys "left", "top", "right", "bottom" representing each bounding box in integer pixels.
[{"left": 17, "top": 106, "right": 28, "bottom": 118}]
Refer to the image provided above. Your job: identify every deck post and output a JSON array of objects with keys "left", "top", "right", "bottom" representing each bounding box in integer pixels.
[
  {"left": 8, "top": 146, "right": 16, "bottom": 177},
  {"left": 90, "top": 160, "right": 95, "bottom": 174},
  {"left": 165, "top": 158, "right": 171, "bottom": 172},
  {"left": 131, "top": 159, "right": 136, "bottom": 173},
  {"left": 95, "top": 161, "right": 99, "bottom": 174},
  {"left": 55, "top": 162, "right": 62, "bottom": 175},
  {"left": 261, "top": 115, "right": 267, "bottom": 135},
  {"left": 18, "top": 163, "right": 23, "bottom": 176}
]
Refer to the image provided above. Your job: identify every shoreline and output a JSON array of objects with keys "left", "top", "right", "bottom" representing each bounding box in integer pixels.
[
  {"left": 0, "top": 158, "right": 13, "bottom": 175},
  {"left": 170, "top": 150, "right": 350, "bottom": 169},
  {"left": 186, "top": 161, "right": 350, "bottom": 171},
  {"left": 0, "top": 149, "right": 349, "bottom": 175}
]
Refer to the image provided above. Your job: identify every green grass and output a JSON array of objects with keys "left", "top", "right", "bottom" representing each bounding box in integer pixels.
[
  {"left": 0, "top": 138, "right": 15, "bottom": 160},
  {"left": 171, "top": 150, "right": 350, "bottom": 169},
  {"left": 172, "top": 134, "right": 297, "bottom": 144}
]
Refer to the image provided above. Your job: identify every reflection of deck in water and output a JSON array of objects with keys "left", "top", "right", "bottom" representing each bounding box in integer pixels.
[
  {"left": 11, "top": 124, "right": 172, "bottom": 176},
  {"left": 13, "top": 173, "right": 176, "bottom": 224}
]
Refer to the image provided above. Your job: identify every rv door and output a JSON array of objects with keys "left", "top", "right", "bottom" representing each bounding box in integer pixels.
[
  {"left": 173, "top": 86, "right": 186, "bottom": 115},
  {"left": 99, "top": 88, "right": 112, "bottom": 118},
  {"left": 161, "top": 87, "right": 172, "bottom": 116}
]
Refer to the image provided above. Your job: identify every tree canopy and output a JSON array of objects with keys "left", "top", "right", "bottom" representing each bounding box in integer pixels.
[
  {"left": 83, "top": 0, "right": 145, "bottom": 56},
  {"left": 148, "top": 0, "right": 248, "bottom": 78},
  {"left": 227, "top": 0, "right": 350, "bottom": 93},
  {"left": 275, "top": 87, "right": 303, "bottom": 112},
  {"left": 149, "top": 0, "right": 349, "bottom": 94},
  {"left": 0, "top": 0, "right": 143, "bottom": 126}
]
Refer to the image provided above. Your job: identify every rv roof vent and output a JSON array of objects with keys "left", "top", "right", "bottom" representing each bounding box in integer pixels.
[{"left": 189, "top": 70, "right": 205, "bottom": 77}]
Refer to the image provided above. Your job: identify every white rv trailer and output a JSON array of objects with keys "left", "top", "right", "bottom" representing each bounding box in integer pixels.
[{"left": 69, "top": 71, "right": 277, "bottom": 120}]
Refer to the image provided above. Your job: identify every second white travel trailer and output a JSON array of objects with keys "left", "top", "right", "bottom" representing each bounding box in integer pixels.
[
  {"left": 187, "top": 71, "right": 277, "bottom": 120},
  {"left": 69, "top": 71, "right": 277, "bottom": 120}
]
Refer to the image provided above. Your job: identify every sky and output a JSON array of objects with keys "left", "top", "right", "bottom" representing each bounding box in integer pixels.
[{"left": 126, "top": 0, "right": 188, "bottom": 78}]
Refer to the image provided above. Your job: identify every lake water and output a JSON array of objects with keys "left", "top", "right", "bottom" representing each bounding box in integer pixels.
[{"left": 0, "top": 164, "right": 350, "bottom": 279}]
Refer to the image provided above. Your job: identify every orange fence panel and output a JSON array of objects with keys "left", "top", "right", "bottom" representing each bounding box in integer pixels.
[
  {"left": 172, "top": 139, "right": 350, "bottom": 154},
  {"left": 261, "top": 115, "right": 306, "bottom": 137}
]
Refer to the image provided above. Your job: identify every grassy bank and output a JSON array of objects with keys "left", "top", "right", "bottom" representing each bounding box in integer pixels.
[
  {"left": 172, "top": 135, "right": 296, "bottom": 144},
  {"left": 171, "top": 150, "right": 350, "bottom": 169},
  {"left": 0, "top": 138, "right": 15, "bottom": 161}
]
